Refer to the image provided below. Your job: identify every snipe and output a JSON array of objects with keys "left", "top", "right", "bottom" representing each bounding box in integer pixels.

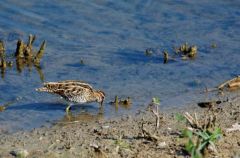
[{"left": 36, "top": 80, "right": 105, "bottom": 113}]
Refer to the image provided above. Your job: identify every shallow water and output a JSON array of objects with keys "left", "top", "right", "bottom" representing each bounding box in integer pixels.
[{"left": 0, "top": 0, "right": 239, "bottom": 133}]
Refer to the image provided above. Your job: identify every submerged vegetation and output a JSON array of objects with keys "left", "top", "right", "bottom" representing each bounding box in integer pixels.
[
  {"left": 110, "top": 96, "right": 132, "bottom": 111},
  {"left": 0, "top": 34, "right": 46, "bottom": 81},
  {"left": 144, "top": 42, "right": 197, "bottom": 63},
  {"left": 174, "top": 43, "right": 197, "bottom": 59}
]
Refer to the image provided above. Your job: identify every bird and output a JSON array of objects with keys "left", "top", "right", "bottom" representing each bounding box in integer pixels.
[{"left": 36, "top": 80, "right": 105, "bottom": 113}]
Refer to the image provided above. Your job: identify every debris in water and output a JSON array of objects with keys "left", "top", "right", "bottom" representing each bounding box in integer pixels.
[
  {"left": 80, "top": 58, "right": 84, "bottom": 65},
  {"left": 0, "top": 40, "right": 5, "bottom": 54},
  {"left": 110, "top": 96, "right": 132, "bottom": 110},
  {"left": 145, "top": 48, "right": 154, "bottom": 56},
  {"left": 211, "top": 42, "right": 217, "bottom": 48},
  {"left": 205, "top": 76, "right": 240, "bottom": 93},
  {"left": 0, "top": 98, "right": 21, "bottom": 112},
  {"left": 218, "top": 76, "right": 240, "bottom": 91},
  {"left": 175, "top": 43, "right": 197, "bottom": 59},
  {"left": 163, "top": 50, "right": 168, "bottom": 64}
]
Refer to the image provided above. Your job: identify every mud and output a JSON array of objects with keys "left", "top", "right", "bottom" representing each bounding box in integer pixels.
[{"left": 0, "top": 96, "right": 239, "bottom": 158}]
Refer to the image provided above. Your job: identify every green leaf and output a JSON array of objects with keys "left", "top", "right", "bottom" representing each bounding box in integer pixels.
[
  {"left": 196, "top": 131, "right": 209, "bottom": 140},
  {"left": 175, "top": 113, "right": 186, "bottom": 122},
  {"left": 210, "top": 128, "right": 222, "bottom": 141},
  {"left": 197, "top": 141, "right": 208, "bottom": 151},
  {"left": 115, "top": 140, "right": 130, "bottom": 149},
  {"left": 193, "top": 150, "right": 202, "bottom": 158},
  {"left": 152, "top": 97, "right": 160, "bottom": 105},
  {"left": 185, "top": 139, "right": 194, "bottom": 152},
  {"left": 182, "top": 129, "right": 193, "bottom": 138}
]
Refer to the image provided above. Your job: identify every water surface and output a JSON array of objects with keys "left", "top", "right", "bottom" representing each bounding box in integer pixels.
[{"left": 0, "top": 0, "right": 239, "bottom": 133}]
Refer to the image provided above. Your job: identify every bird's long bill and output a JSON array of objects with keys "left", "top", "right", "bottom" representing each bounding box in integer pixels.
[{"left": 100, "top": 100, "right": 104, "bottom": 106}]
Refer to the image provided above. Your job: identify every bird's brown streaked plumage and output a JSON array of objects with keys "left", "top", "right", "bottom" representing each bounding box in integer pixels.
[{"left": 36, "top": 80, "right": 105, "bottom": 112}]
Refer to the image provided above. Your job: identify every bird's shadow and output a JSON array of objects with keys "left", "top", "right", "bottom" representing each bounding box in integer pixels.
[{"left": 7, "top": 102, "right": 100, "bottom": 112}]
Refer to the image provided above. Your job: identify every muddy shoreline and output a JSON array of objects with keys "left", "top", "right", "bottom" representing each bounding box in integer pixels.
[{"left": 0, "top": 96, "right": 239, "bottom": 158}]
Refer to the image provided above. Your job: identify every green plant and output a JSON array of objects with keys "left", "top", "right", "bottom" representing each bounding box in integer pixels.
[
  {"left": 182, "top": 129, "right": 201, "bottom": 158},
  {"left": 152, "top": 97, "right": 160, "bottom": 105},
  {"left": 175, "top": 113, "right": 187, "bottom": 123},
  {"left": 114, "top": 139, "right": 130, "bottom": 149},
  {"left": 177, "top": 113, "right": 222, "bottom": 158},
  {"left": 182, "top": 125, "right": 222, "bottom": 158}
]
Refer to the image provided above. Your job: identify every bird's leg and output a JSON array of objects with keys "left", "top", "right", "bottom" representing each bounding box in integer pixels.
[
  {"left": 100, "top": 100, "right": 104, "bottom": 107},
  {"left": 66, "top": 110, "right": 73, "bottom": 121},
  {"left": 65, "top": 103, "right": 74, "bottom": 114},
  {"left": 99, "top": 102, "right": 104, "bottom": 114}
]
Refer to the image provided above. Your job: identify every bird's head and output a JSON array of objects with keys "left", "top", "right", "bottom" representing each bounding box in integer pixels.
[{"left": 95, "top": 90, "right": 105, "bottom": 106}]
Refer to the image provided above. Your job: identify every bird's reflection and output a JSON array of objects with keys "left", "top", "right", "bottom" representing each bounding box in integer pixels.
[
  {"left": 58, "top": 107, "right": 104, "bottom": 124},
  {"left": 59, "top": 111, "right": 104, "bottom": 124}
]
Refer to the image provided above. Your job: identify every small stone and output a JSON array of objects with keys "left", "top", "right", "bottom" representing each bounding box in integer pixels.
[
  {"left": 158, "top": 142, "right": 167, "bottom": 149},
  {"left": 102, "top": 125, "right": 110, "bottom": 129},
  {"left": 10, "top": 149, "right": 29, "bottom": 158}
]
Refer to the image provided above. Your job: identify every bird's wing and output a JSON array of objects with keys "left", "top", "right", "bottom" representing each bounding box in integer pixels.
[
  {"left": 42, "top": 81, "right": 92, "bottom": 100},
  {"left": 44, "top": 80, "right": 94, "bottom": 91}
]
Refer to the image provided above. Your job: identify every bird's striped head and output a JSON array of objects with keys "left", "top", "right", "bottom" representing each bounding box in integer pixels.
[{"left": 95, "top": 90, "right": 105, "bottom": 105}]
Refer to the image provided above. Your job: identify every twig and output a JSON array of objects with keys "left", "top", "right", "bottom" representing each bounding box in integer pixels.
[
  {"left": 151, "top": 105, "right": 160, "bottom": 129},
  {"left": 217, "top": 76, "right": 240, "bottom": 90},
  {"left": 90, "top": 143, "right": 107, "bottom": 158},
  {"left": 184, "top": 112, "right": 201, "bottom": 129},
  {"left": 141, "top": 123, "right": 159, "bottom": 142}
]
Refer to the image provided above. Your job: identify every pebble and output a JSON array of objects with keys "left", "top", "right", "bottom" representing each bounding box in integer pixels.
[
  {"left": 102, "top": 125, "right": 110, "bottom": 129},
  {"left": 10, "top": 149, "right": 29, "bottom": 158},
  {"left": 158, "top": 142, "right": 167, "bottom": 148}
]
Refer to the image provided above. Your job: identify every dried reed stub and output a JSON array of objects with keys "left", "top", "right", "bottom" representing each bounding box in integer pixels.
[
  {"left": 163, "top": 50, "right": 169, "bottom": 64},
  {"left": 0, "top": 34, "right": 46, "bottom": 80},
  {"left": 144, "top": 42, "right": 198, "bottom": 64},
  {"left": 175, "top": 43, "right": 197, "bottom": 59},
  {"left": 15, "top": 40, "right": 25, "bottom": 58},
  {"left": 15, "top": 34, "right": 46, "bottom": 62},
  {"left": 0, "top": 59, "right": 7, "bottom": 69},
  {"left": 14, "top": 35, "right": 46, "bottom": 75},
  {"left": 27, "top": 34, "right": 36, "bottom": 49},
  {"left": 0, "top": 40, "right": 5, "bottom": 52},
  {"left": 110, "top": 96, "right": 132, "bottom": 111},
  {"left": 34, "top": 40, "right": 46, "bottom": 65},
  {"left": 110, "top": 96, "right": 132, "bottom": 106},
  {"left": 0, "top": 41, "right": 13, "bottom": 79}
]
